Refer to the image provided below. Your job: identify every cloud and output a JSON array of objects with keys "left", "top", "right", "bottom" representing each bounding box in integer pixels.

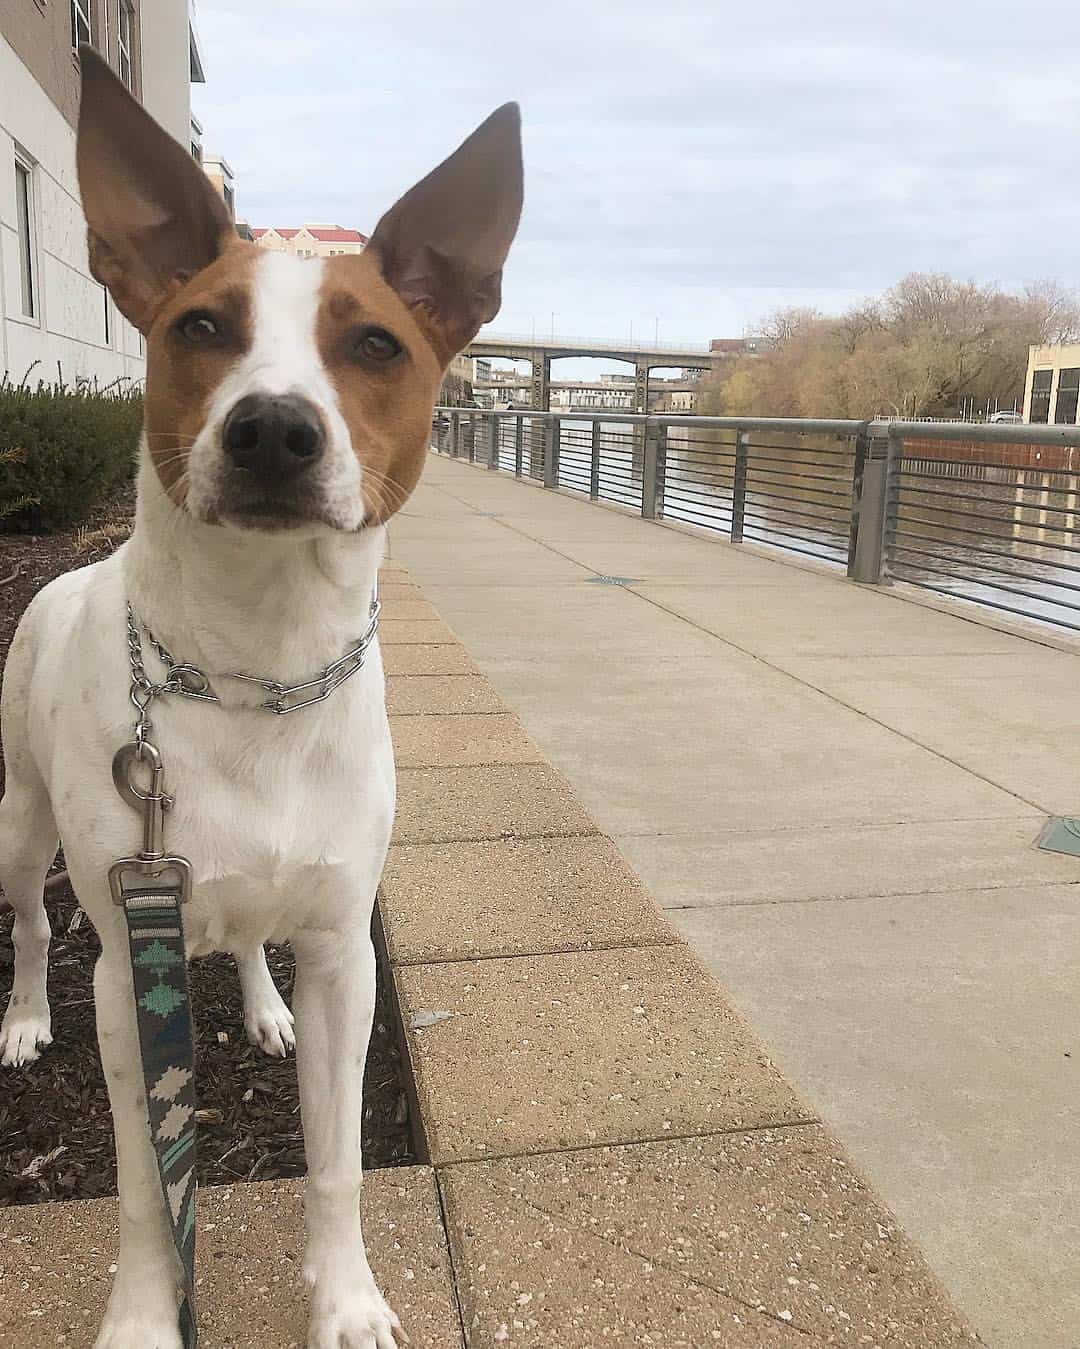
[{"left": 192, "top": 0, "right": 1080, "bottom": 349}]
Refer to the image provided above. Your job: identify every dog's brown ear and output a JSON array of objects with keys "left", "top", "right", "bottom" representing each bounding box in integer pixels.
[
  {"left": 76, "top": 45, "right": 234, "bottom": 333},
  {"left": 367, "top": 103, "right": 523, "bottom": 363}
]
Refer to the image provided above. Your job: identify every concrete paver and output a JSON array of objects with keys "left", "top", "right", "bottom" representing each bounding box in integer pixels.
[
  {"left": 393, "top": 764, "right": 598, "bottom": 844},
  {"left": 390, "top": 452, "right": 1080, "bottom": 1348},
  {"left": 389, "top": 713, "right": 544, "bottom": 768},
  {"left": 386, "top": 674, "right": 506, "bottom": 716},
  {"left": 0, "top": 1170, "right": 462, "bottom": 1349},
  {"left": 378, "top": 617, "right": 460, "bottom": 645},
  {"left": 380, "top": 835, "right": 677, "bottom": 963},
  {"left": 396, "top": 944, "right": 809, "bottom": 1163},
  {"left": 378, "top": 597, "right": 443, "bottom": 623},
  {"left": 381, "top": 643, "right": 478, "bottom": 676},
  {"left": 441, "top": 1128, "right": 980, "bottom": 1347}
]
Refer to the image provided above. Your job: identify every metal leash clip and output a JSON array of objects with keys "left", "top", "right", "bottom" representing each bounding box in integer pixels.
[{"left": 108, "top": 741, "right": 193, "bottom": 905}]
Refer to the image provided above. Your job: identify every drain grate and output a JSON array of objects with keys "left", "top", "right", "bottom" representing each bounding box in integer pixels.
[
  {"left": 1037, "top": 818, "right": 1080, "bottom": 859},
  {"left": 585, "top": 575, "right": 641, "bottom": 587}
]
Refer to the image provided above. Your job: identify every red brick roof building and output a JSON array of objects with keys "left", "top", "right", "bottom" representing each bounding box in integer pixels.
[{"left": 252, "top": 225, "right": 367, "bottom": 258}]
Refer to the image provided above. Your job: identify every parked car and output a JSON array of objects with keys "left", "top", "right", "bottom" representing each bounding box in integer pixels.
[{"left": 988, "top": 410, "right": 1023, "bottom": 424}]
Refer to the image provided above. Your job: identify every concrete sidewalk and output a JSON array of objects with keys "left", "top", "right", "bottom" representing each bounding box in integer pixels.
[{"left": 390, "top": 453, "right": 1080, "bottom": 1349}]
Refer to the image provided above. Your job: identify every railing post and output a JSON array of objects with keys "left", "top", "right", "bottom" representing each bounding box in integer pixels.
[
  {"left": 451, "top": 410, "right": 461, "bottom": 458},
  {"left": 731, "top": 429, "right": 749, "bottom": 541},
  {"left": 642, "top": 419, "right": 667, "bottom": 519},
  {"left": 467, "top": 413, "right": 476, "bottom": 464},
  {"left": 514, "top": 415, "right": 524, "bottom": 478},
  {"left": 846, "top": 428, "right": 868, "bottom": 572},
  {"left": 488, "top": 415, "right": 499, "bottom": 470},
  {"left": 850, "top": 421, "right": 893, "bottom": 583},
  {"left": 543, "top": 417, "right": 561, "bottom": 489},
  {"left": 655, "top": 420, "right": 667, "bottom": 520},
  {"left": 590, "top": 419, "right": 601, "bottom": 500}
]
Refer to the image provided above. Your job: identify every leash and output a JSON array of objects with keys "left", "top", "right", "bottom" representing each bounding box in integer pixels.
[
  {"left": 109, "top": 741, "right": 197, "bottom": 1346},
  {"left": 108, "top": 588, "right": 381, "bottom": 1348}
]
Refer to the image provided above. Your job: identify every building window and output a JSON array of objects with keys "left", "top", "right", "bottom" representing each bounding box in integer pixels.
[
  {"left": 1030, "top": 369, "right": 1053, "bottom": 424},
  {"left": 71, "top": 0, "right": 92, "bottom": 49},
  {"left": 117, "top": 1, "right": 134, "bottom": 88},
  {"left": 1054, "top": 368, "right": 1080, "bottom": 425},
  {"left": 15, "top": 158, "right": 36, "bottom": 319},
  {"left": 191, "top": 141, "right": 203, "bottom": 162},
  {"left": 222, "top": 183, "right": 234, "bottom": 217},
  {"left": 102, "top": 285, "right": 111, "bottom": 345}
]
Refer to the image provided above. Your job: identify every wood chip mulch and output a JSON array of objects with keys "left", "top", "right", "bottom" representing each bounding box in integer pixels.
[{"left": 0, "top": 506, "right": 415, "bottom": 1207}]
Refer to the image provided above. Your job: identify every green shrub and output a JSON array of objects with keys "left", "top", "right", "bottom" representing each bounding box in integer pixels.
[{"left": 0, "top": 368, "right": 143, "bottom": 532}]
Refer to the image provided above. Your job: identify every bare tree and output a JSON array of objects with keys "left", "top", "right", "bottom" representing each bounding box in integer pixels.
[{"left": 704, "top": 272, "right": 1080, "bottom": 419}]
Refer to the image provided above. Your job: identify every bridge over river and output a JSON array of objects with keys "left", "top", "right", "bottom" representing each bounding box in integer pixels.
[{"left": 466, "top": 330, "right": 729, "bottom": 412}]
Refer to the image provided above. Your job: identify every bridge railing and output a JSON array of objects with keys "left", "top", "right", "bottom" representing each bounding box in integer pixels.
[{"left": 430, "top": 409, "right": 1080, "bottom": 635}]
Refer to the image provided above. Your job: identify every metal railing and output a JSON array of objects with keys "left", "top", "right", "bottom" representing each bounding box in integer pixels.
[{"left": 430, "top": 409, "right": 1080, "bottom": 635}]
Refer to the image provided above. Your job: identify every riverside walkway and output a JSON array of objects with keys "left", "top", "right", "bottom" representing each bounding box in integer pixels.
[{"left": 387, "top": 451, "right": 1080, "bottom": 1349}]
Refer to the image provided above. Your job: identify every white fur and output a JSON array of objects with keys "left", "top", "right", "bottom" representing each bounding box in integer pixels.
[{"left": 0, "top": 254, "right": 403, "bottom": 1348}]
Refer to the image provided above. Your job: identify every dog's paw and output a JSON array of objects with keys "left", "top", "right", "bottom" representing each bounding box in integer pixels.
[
  {"left": 0, "top": 1005, "right": 52, "bottom": 1067},
  {"left": 93, "top": 1310, "right": 183, "bottom": 1349},
  {"left": 244, "top": 989, "right": 296, "bottom": 1057},
  {"left": 308, "top": 1284, "right": 407, "bottom": 1349},
  {"left": 94, "top": 1259, "right": 183, "bottom": 1349}
]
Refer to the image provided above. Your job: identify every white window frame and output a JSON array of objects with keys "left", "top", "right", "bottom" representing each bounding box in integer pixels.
[
  {"left": 71, "top": 0, "right": 92, "bottom": 51},
  {"left": 14, "top": 154, "right": 38, "bottom": 322},
  {"left": 117, "top": 0, "right": 134, "bottom": 88}
]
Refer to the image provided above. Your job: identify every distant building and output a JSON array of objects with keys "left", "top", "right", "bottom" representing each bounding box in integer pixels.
[
  {"left": 1, "top": 2, "right": 204, "bottom": 384},
  {"left": 1023, "top": 343, "right": 1080, "bottom": 425},
  {"left": 253, "top": 226, "right": 368, "bottom": 259},
  {"left": 710, "top": 337, "right": 756, "bottom": 355},
  {"left": 202, "top": 155, "right": 235, "bottom": 220}
]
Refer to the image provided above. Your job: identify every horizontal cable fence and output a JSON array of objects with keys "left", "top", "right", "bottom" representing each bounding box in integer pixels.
[{"left": 430, "top": 409, "right": 1080, "bottom": 635}]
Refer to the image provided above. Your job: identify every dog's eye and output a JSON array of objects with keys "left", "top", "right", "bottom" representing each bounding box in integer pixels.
[
  {"left": 353, "top": 326, "right": 402, "bottom": 363},
  {"left": 178, "top": 311, "right": 221, "bottom": 344}
]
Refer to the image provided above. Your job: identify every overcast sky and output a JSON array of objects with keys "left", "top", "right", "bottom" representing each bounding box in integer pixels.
[{"left": 192, "top": 0, "right": 1080, "bottom": 360}]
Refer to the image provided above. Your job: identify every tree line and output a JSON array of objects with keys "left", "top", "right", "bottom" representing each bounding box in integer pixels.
[{"left": 701, "top": 274, "right": 1080, "bottom": 420}]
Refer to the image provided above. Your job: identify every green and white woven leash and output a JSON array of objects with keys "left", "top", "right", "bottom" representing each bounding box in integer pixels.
[{"left": 109, "top": 738, "right": 198, "bottom": 1348}]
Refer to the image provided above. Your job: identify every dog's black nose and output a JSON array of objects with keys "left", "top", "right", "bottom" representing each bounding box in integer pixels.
[{"left": 223, "top": 394, "right": 326, "bottom": 477}]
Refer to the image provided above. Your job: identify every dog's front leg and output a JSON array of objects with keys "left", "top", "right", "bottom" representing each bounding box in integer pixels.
[
  {"left": 92, "top": 932, "right": 184, "bottom": 1349},
  {"left": 293, "top": 927, "right": 404, "bottom": 1349}
]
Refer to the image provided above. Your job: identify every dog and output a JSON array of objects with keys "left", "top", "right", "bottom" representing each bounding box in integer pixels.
[{"left": 0, "top": 49, "right": 521, "bottom": 1349}]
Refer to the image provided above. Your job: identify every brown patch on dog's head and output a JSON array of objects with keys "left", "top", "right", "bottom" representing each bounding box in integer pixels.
[
  {"left": 142, "top": 245, "right": 260, "bottom": 503},
  {"left": 316, "top": 253, "right": 444, "bottom": 524}
]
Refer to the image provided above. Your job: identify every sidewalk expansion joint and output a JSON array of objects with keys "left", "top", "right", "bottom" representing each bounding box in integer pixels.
[
  {"left": 387, "top": 936, "right": 679, "bottom": 968},
  {"left": 432, "top": 1116, "right": 823, "bottom": 1170}
]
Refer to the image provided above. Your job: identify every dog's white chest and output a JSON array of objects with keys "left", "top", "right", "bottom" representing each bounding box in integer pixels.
[{"left": 154, "top": 684, "right": 396, "bottom": 954}]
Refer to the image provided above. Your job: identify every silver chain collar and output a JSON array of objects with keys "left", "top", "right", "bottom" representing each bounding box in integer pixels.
[{"left": 124, "top": 589, "right": 380, "bottom": 737}]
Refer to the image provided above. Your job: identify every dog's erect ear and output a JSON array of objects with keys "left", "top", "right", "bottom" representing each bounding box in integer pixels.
[
  {"left": 367, "top": 103, "right": 523, "bottom": 363},
  {"left": 76, "top": 46, "right": 234, "bottom": 333}
]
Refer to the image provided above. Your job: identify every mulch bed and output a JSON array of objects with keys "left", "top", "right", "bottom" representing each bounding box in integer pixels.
[{"left": 0, "top": 507, "right": 415, "bottom": 1207}]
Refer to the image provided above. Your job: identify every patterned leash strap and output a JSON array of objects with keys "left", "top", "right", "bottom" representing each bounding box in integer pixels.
[
  {"left": 110, "top": 734, "right": 198, "bottom": 1348},
  {"left": 121, "top": 883, "right": 198, "bottom": 1348}
]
